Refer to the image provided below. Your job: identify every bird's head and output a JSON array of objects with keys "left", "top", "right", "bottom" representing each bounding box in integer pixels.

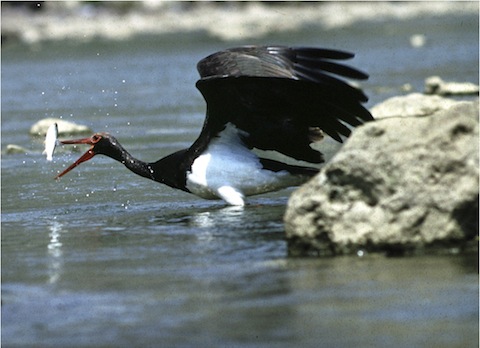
[{"left": 56, "top": 132, "right": 124, "bottom": 179}]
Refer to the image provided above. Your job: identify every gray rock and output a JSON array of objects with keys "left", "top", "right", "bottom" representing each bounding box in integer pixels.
[
  {"left": 425, "top": 76, "right": 479, "bottom": 96},
  {"left": 29, "top": 118, "right": 91, "bottom": 137},
  {"left": 284, "top": 99, "right": 479, "bottom": 256}
]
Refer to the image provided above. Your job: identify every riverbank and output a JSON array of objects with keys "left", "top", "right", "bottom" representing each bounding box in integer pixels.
[{"left": 2, "top": 1, "right": 477, "bottom": 44}]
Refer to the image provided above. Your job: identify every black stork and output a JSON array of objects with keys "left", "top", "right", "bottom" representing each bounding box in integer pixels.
[{"left": 56, "top": 45, "right": 373, "bottom": 206}]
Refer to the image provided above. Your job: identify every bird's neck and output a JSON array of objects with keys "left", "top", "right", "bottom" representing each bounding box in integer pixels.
[
  {"left": 111, "top": 146, "right": 156, "bottom": 181},
  {"left": 108, "top": 143, "right": 190, "bottom": 191}
]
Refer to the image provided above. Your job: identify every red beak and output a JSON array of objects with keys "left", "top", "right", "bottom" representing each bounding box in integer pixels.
[{"left": 55, "top": 137, "right": 97, "bottom": 179}]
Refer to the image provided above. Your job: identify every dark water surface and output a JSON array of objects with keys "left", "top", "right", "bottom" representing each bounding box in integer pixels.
[{"left": 2, "top": 12, "right": 478, "bottom": 347}]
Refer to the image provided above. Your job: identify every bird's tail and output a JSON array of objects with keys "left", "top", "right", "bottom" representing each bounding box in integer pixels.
[{"left": 260, "top": 158, "right": 319, "bottom": 177}]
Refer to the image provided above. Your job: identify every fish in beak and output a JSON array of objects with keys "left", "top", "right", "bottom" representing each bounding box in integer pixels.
[{"left": 43, "top": 123, "right": 59, "bottom": 161}]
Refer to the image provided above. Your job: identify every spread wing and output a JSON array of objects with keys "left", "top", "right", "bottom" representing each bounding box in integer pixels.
[{"left": 189, "top": 45, "right": 373, "bottom": 164}]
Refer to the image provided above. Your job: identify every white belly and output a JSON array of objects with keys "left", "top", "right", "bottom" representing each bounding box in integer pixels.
[{"left": 186, "top": 123, "right": 305, "bottom": 206}]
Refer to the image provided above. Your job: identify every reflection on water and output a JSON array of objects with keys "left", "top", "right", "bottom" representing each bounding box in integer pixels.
[
  {"left": 192, "top": 207, "right": 245, "bottom": 247},
  {"left": 47, "top": 220, "right": 63, "bottom": 284},
  {"left": 191, "top": 205, "right": 245, "bottom": 228}
]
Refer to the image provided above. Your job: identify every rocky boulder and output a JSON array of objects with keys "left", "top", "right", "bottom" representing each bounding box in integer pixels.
[
  {"left": 284, "top": 97, "right": 479, "bottom": 256},
  {"left": 29, "top": 117, "right": 91, "bottom": 137}
]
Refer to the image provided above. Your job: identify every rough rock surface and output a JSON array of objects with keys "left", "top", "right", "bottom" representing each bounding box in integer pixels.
[
  {"left": 284, "top": 98, "right": 479, "bottom": 256},
  {"left": 29, "top": 118, "right": 91, "bottom": 137}
]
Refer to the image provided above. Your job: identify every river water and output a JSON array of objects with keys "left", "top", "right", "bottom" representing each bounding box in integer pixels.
[{"left": 2, "top": 9, "right": 478, "bottom": 347}]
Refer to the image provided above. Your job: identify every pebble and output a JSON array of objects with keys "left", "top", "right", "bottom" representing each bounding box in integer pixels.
[{"left": 424, "top": 76, "right": 479, "bottom": 96}]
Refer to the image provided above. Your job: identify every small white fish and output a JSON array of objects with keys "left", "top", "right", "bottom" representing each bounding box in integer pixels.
[{"left": 43, "top": 123, "right": 59, "bottom": 161}]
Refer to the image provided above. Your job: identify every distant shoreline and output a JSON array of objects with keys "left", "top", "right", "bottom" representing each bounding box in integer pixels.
[{"left": 2, "top": 1, "right": 477, "bottom": 45}]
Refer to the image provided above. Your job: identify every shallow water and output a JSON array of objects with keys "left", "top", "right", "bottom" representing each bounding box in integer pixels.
[{"left": 2, "top": 11, "right": 479, "bottom": 347}]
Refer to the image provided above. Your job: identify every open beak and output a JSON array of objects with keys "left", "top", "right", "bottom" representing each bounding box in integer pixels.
[{"left": 55, "top": 137, "right": 97, "bottom": 179}]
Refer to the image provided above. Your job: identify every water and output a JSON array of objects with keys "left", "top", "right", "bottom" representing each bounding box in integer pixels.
[{"left": 2, "top": 12, "right": 478, "bottom": 347}]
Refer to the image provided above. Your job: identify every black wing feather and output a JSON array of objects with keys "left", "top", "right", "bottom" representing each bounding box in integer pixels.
[
  {"left": 294, "top": 47, "right": 354, "bottom": 60},
  {"left": 190, "top": 45, "right": 372, "bottom": 164}
]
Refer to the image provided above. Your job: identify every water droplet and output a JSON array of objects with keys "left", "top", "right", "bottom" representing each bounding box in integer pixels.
[{"left": 121, "top": 200, "right": 130, "bottom": 210}]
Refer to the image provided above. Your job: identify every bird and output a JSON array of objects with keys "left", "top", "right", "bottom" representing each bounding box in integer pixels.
[{"left": 56, "top": 45, "right": 373, "bottom": 206}]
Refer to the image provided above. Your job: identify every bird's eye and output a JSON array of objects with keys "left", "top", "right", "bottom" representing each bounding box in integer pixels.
[{"left": 92, "top": 134, "right": 101, "bottom": 143}]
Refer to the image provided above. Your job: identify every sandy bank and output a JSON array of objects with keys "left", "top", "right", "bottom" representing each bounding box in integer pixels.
[{"left": 2, "top": 1, "right": 477, "bottom": 44}]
